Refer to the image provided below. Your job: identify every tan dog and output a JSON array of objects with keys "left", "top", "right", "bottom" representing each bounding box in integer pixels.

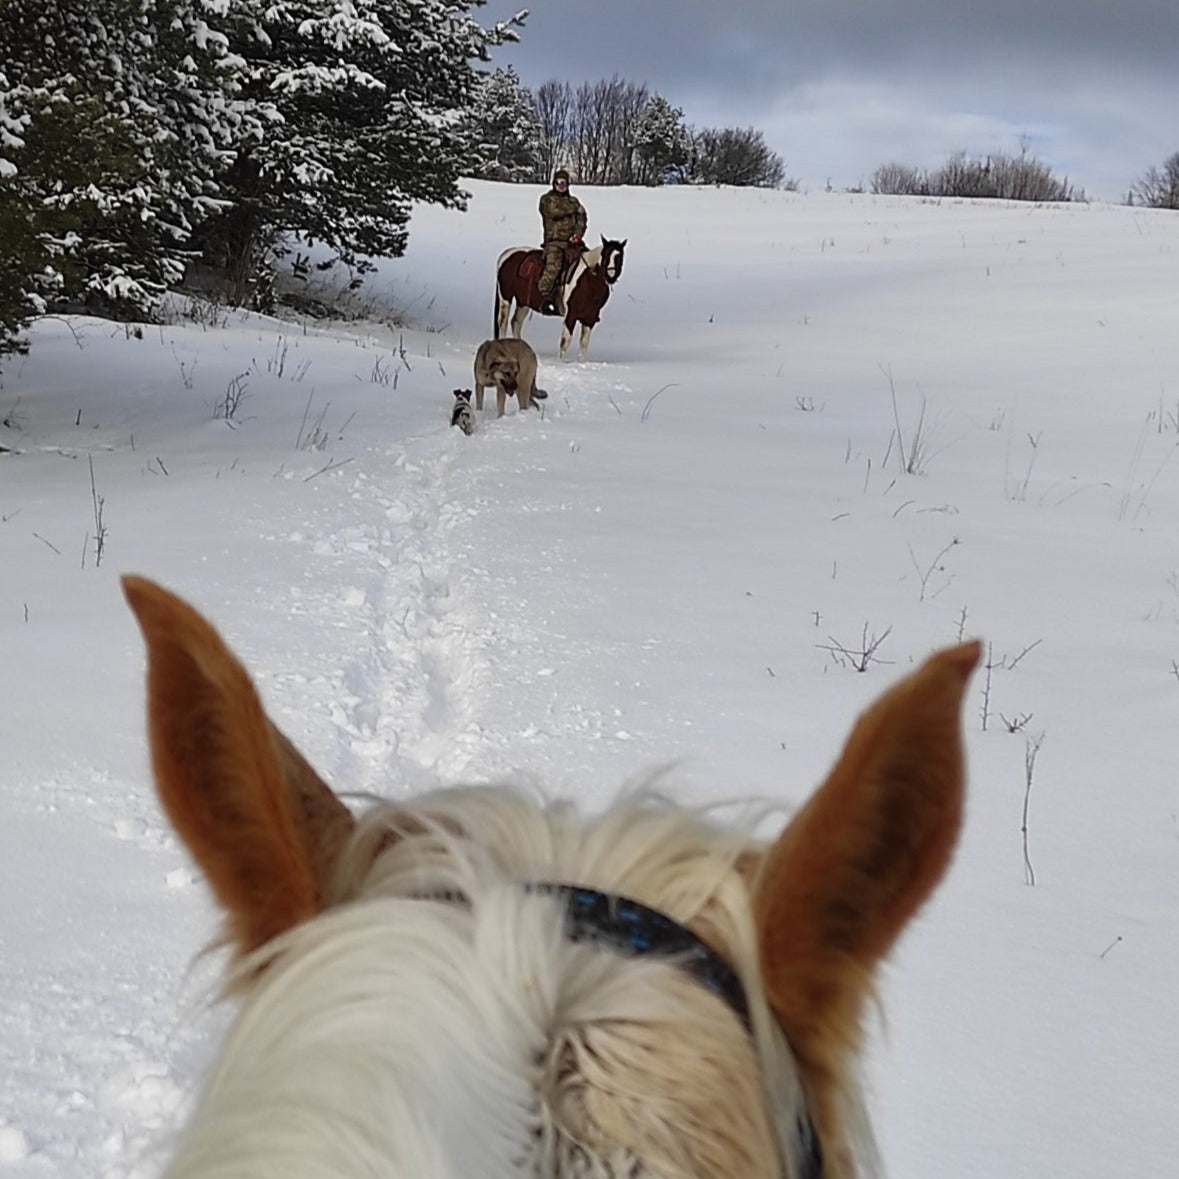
[{"left": 473, "top": 337, "right": 547, "bottom": 418}]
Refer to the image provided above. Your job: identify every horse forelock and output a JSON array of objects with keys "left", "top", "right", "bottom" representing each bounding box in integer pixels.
[{"left": 168, "top": 787, "right": 858, "bottom": 1179}]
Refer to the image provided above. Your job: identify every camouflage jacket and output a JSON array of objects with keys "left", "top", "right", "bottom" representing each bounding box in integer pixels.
[{"left": 539, "top": 189, "right": 587, "bottom": 244}]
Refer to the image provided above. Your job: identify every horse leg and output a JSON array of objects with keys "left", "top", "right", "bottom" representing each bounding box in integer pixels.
[
  {"left": 511, "top": 305, "right": 528, "bottom": 339},
  {"left": 578, "top": 325, "right": 593, "bottom": 363},
  {"left": 559, "top": 315, "right": 575, "bottom": 362},
  {"left": 494, "top": 291, "right": 511, "bottom": 340}
]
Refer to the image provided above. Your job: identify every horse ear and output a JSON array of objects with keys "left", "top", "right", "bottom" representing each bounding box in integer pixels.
[
  {"left": 600, "top": 234, "right": 606, "bottom": 246},
  {"left": 122, "top": 576, "right": 355, "bottom": 958},
  {"left": 620, "top": 239, "right": 627, "bottom": 248},
  {"left": 753, "top": 642, "right": 979, "bottom": 1135}
]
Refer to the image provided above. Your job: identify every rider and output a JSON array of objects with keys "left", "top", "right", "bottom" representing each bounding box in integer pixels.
[{"left": 537, "top": 168, "right": 587, "bottom": 315}]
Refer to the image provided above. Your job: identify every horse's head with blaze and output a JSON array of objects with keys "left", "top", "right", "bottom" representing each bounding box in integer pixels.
[
  {"left": 598, "top": 235, "right": 626, "bottom": 284},
  {"left": 124, "top": 575, "right": 978, "bottom": 1179}
]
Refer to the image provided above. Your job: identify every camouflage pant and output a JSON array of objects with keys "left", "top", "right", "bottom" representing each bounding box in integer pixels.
[{"left": 538, "top": 242, "right": 566, "bottom": 299}]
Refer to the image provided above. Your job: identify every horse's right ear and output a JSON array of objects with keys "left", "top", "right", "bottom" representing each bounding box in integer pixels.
[
  {"left": 122, "top": 576, "right": 355, "bottom": 957},
  {"left": 753, "top": 642, "right": 979, "bottom": 1148}
]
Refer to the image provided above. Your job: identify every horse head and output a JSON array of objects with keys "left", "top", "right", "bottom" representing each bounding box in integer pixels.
[
  {"left": 125, "top": 575, "right": 978, "bottom": 1179},
  {"left": 598, "top": 235, "right": 626, "bottom": 284}
]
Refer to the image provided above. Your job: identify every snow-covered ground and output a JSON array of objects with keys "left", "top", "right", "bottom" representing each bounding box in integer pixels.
[{"left": 2, "top": 180, "right": 1177, "bottom": 1177}]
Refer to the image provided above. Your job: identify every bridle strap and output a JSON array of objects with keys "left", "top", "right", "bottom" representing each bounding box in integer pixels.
[{"left": 528, "top": 883, "right": 752, "bottom": 1029}]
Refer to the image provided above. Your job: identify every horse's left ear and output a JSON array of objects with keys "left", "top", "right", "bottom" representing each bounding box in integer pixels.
[
  {"left": 600, "top": 234, "right": 606, "bottom": 246},
  {"left": 753, "top": 642, "right": 979, "bottom": 1139},
  {"left": 620, "top": 239, "right": 627, "bottom": 248},
  {"left": 123, "top": 576, "right": 356, "bottom": 958}
]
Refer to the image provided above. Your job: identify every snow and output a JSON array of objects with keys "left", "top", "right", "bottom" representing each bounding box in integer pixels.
[{"left": 2, "top": 180, "right": 1178, "bottom": 1177}]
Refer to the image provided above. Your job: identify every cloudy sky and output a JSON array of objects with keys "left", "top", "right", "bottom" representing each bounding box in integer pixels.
[{"left": 486, "top": 0, "right": 1179, "bottom": 201}]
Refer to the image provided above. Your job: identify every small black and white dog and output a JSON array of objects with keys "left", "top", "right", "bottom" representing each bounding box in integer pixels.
[{"left": 450, "top": 388, "right": 475, "bottom": 435}]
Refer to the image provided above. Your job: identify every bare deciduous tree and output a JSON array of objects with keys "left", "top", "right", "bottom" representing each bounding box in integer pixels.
[
  {"left": 533, "top": 80, "right": 574, "bottom": 182},
  {"left": 569, "top": 77, "right": 648, "bottom": 185},
  {"left": 1129, "top": 151, "right": 1179, "bottom": 209},
  {"left": 689, "top": 126, "right": 789, "bottom": 189}
]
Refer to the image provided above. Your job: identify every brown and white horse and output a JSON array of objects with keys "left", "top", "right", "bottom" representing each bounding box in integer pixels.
[
  {"left": 495, "top": 236, "right": 626, "bottom": 362},
  {"left": 124, "top": 574, "right": 978, "bottom": 1179}
]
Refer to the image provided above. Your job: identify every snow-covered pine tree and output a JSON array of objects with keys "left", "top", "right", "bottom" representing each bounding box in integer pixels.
[
  {"left": 196, "top": 0, "right": 525, "bottom": 303},
  {"left": 466, "top": 66, "right": 541, "bottom": 183},
  {"left": 0, "top": 0, "right": 255, "bottom": 328},
  {"left": 0, "top": 70, "right": 43, "bottom": 363},
  {"left": 631, "top": 94, "right": 691, "bottom": 186}
]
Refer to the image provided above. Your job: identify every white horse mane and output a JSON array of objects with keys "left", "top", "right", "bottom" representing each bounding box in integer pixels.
[
  {"left": 162, "top": 788, "right": 865, "bottom": 1179},
  {"left": 579, "top": 243, "right": 604, "bottom": 270}
]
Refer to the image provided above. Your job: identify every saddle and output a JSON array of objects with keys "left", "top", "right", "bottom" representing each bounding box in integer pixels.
[{"left": 520, "top": 244, "right": 586, "bottom": 289}]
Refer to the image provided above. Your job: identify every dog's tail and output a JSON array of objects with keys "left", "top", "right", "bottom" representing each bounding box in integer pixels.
[
  {"left": 532, "top": 386, "right": 548, "bottom": 401},
  {"left": 492, "top": 276, "right": 502, "bottom": 340}
]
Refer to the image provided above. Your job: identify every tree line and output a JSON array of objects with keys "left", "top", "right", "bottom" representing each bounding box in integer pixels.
[
  {"left": 465, "top": 69, "right": 789, "bottom": 189},
  {"left": 4, "top": 4, "right": 1179, "bottom": 372}
]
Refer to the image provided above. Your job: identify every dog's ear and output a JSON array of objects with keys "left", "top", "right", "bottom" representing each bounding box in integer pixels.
[
  {"left": 753, "top": 642, "right": 979, "bottom": 1147},
  {"left": 122, "top": 576, "right": 356, "bottom": 958}
]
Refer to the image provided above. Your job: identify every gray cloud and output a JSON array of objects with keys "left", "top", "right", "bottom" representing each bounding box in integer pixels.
[{"left": 487, "top": 1, "right": 1179, "bottom": 199}]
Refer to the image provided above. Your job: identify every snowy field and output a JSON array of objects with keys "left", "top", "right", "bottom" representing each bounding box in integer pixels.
[{"left": 2, "top": 180, "right": 1177, "bottom": 1177}]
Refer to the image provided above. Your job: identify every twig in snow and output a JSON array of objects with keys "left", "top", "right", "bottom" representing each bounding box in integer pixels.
[
  {"left": 640, "top": 383, "right": 678, "bottom": 423},
  {"left": 303, "top": 457, "right": 354, "bottom": 482},
  {"left": 816, "top": 623, "right": 893, "bottom": 672},
  {"left": 908, "top": 536, "right": 960, "bottom": 602},
  {"left": 980, "top": 642, "right": 995, "bottom": 731},
  {"left": 1022, "top": 731, "right": 1045, "bottom": 886},
  {"left": 88, "top": 454, "right": 107, "bottom": 568}
]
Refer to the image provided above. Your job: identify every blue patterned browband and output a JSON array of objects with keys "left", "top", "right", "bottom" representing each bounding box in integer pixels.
[{"left": 529, "top": 883, "right": 753, "bottom": 1029}]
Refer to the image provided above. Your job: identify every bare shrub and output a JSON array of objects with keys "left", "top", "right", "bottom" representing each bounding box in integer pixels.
[
  {"left": 1129, "top": 151, "right": 1179, "bottom": 210},
  {"left": 817, "top": 623, "right": 893, "bottom": 672},
  {"left": 871, "top": 162, "right": 925, "bottom": 196},
  {"left": 689, "top": 126, "right": 791, "bottom": 189},
  {"left": 874, "top": 145, "right": 1078, "bottom": 203},
  {"left": 927, "top": 148, "right": 1076, "bottom": 202}
]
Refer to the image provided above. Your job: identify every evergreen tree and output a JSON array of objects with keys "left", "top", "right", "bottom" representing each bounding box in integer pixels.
[
  {"left": 196, "top": 0, "right": 524, "bottom": 302},
  {"left": 466, "top": 67, "right": 541, "bottom": 183},
  {"left": 0, "top": 0, "right": 254, "bottom": 327},
  {"left": 631, "top": 95, "right": 691, "bottom": 186},
  {"left": 0, "top": 71, "right": 42, "bottom": 362}
]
